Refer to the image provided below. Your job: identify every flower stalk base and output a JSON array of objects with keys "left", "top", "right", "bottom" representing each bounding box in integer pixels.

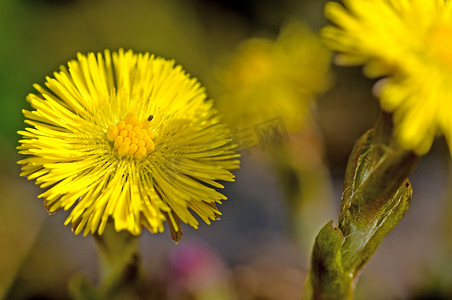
[{"left": 69, "top": 224, "right": 145, "bottom": 299}]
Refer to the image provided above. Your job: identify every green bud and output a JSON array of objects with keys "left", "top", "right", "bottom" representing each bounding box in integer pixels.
[
  {"left": 307, "top": 111, "right": 419, "bottom": 299},
  {"left": 338, "top": 127, "right": 416, "bottom": 275}
]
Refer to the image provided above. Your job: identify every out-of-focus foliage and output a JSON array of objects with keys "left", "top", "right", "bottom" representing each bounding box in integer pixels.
[{"left": 0, "top": 173, "right": 45, "bottom": 299}]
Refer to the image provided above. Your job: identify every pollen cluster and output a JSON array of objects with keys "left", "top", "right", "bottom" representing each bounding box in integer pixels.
[{"left": 107, "top": 112, "right": 155, "bottom": 159}]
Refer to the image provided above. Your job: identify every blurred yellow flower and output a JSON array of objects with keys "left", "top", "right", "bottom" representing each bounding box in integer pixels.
[
  {"left": 18, "top": 49, "right": 240, "bottom": 237},
  {"left": 215, "top": 21, "right": 332, "bottom": 134},
  {"left": 323, "top": 0, "right": 452, "bottom": 155}
]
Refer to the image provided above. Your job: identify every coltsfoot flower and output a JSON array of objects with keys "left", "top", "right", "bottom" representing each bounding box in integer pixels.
[
  {"left": 18, "top": 49, "right": 240, "bottom": 238},
  {"left": 323, "top": 0, "right": 452, "bottom": 155},
  {"left": 215, "top": 21, "right": 332, "bottom": 134}
]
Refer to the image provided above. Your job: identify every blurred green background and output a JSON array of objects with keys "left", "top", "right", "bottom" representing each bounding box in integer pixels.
[{"left": 1, "top": 0, "right": 451, "bottom": 299}]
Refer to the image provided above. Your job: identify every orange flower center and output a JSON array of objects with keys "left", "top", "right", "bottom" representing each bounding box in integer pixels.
[
  {"left": 428, "top": 25, "right": 452, "bottom": 68},
  {"left": 106, "top": 112, "right": 155, "bottom": 159}
]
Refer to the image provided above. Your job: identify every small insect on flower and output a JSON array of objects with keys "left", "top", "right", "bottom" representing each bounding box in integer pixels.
[{"left": 17, "top": 49, "right": 240, "bottom": 240}]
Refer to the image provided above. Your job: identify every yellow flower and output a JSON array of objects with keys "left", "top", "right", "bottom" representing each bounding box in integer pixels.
[
  {"left": 323, "top": 0, "right": 452, "bottom": 155},
  {"left": 215, "top": 21, "right": 332, "bottom": 134},
  {"left": 17, "top": 49, "right": 240, "bottom": 237}
]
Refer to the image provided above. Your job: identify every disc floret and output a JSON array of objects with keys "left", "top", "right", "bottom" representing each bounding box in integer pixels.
[{"left": 107, "top": 112, "right": 155, "bottom": 159}]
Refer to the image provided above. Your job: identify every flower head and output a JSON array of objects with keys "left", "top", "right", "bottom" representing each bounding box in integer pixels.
[
  {"left": 18, "top": 49, "right": 240, "bottom": 238},
  {"left": 215, "top": 21, "right": 332, "bottom": 134},
  {"left": 322, "top": 0, "right": 452, "bottom": 155}
]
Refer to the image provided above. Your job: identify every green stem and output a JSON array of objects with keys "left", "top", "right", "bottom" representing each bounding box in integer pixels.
[
  {"left": 93, "top": 225, "right": 144, "bottom": 299},
  {"left": 68, "top": 225, "right": 145, "bottom": 300}
]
